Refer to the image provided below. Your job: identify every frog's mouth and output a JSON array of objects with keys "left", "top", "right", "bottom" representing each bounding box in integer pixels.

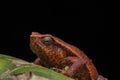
[{"left": 30, "top": 35, "right": 43, "bottom": 55}]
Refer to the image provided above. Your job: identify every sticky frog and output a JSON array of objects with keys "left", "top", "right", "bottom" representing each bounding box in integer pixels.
[{"left": 30, "top": 32, "right": 107, "bottom": 80}]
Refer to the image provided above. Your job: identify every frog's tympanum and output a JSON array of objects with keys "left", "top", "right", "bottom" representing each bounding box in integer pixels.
[{"left": 30, "top": 32, "right": 107, "bottom": 80}]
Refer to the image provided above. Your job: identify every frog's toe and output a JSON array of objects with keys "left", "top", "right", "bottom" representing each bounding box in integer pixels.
[{"left": 97, "top": 75, "right": 108, "bottom": 80}]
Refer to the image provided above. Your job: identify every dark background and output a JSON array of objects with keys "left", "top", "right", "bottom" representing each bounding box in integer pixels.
[{"left": 0, "top": 3, "right": 113, "bottom": 80}]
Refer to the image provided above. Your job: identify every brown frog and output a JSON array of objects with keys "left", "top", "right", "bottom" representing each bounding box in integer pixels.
[{"left": 30, "top": 32, "right": 107, "bottom": 80}]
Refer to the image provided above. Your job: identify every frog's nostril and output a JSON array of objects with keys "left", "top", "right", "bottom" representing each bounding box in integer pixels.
[{"left": 32, "top": 32, "right": 41, "bottom": 35}]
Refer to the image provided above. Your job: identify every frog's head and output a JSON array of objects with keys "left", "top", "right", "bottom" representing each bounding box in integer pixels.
[
  {"left": 30, "top": 32, "right": 67, "bottom": 65},
  {"left": 30, "top": 32, "right": 54, "bottom": 56}
]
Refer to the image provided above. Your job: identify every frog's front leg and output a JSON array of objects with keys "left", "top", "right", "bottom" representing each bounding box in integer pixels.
[
  {"left": 34, "top": 58, "right": 41, "bottom": 65},
  {"left": 58, "top": 57, "right": 91, "bottom": 80}
]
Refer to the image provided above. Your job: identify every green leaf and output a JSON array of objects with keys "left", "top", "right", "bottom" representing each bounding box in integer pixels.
[
  {"left": 0, "top": 58, "right": 11, "bottom": 75},
  {"left": 0, "top": 54, "right": 74, "bottom": 80},
  {"left": 10, "top": 64, "right": 73, "bottom": 80}
]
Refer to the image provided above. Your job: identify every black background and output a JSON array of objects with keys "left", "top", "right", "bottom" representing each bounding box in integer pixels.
[{"left": 0, "top": 3, "right": 114, "bottom": 80}]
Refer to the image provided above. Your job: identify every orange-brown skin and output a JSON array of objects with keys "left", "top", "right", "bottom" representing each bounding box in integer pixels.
[{"left": 30, "top": 32, "right": 107, "bottom": 80}]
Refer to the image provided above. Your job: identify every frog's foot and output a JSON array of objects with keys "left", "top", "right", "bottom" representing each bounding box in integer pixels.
[
  {"left": 59, "top": 57, "right": 93, "bottom": 80},
  {"left": 59, "top": 57, "right": 86, "bottom": 77},
  {"left": 34, "top": 58, "right": 41, "bottom": 65},
  {"left": 50, "top": 67, "right": 66, "bottom": 74},
  {"left": 97, "top": 75, "right": 108, "bottom": 80}
]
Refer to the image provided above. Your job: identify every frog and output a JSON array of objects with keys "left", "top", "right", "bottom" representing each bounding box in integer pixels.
[{"left": 30, "top": 32, "right": 107, "bottom": 80}]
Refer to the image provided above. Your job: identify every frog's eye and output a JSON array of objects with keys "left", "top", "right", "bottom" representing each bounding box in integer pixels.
[{"left": 42, "top": 36, "right": 53, "bottom": 45}]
